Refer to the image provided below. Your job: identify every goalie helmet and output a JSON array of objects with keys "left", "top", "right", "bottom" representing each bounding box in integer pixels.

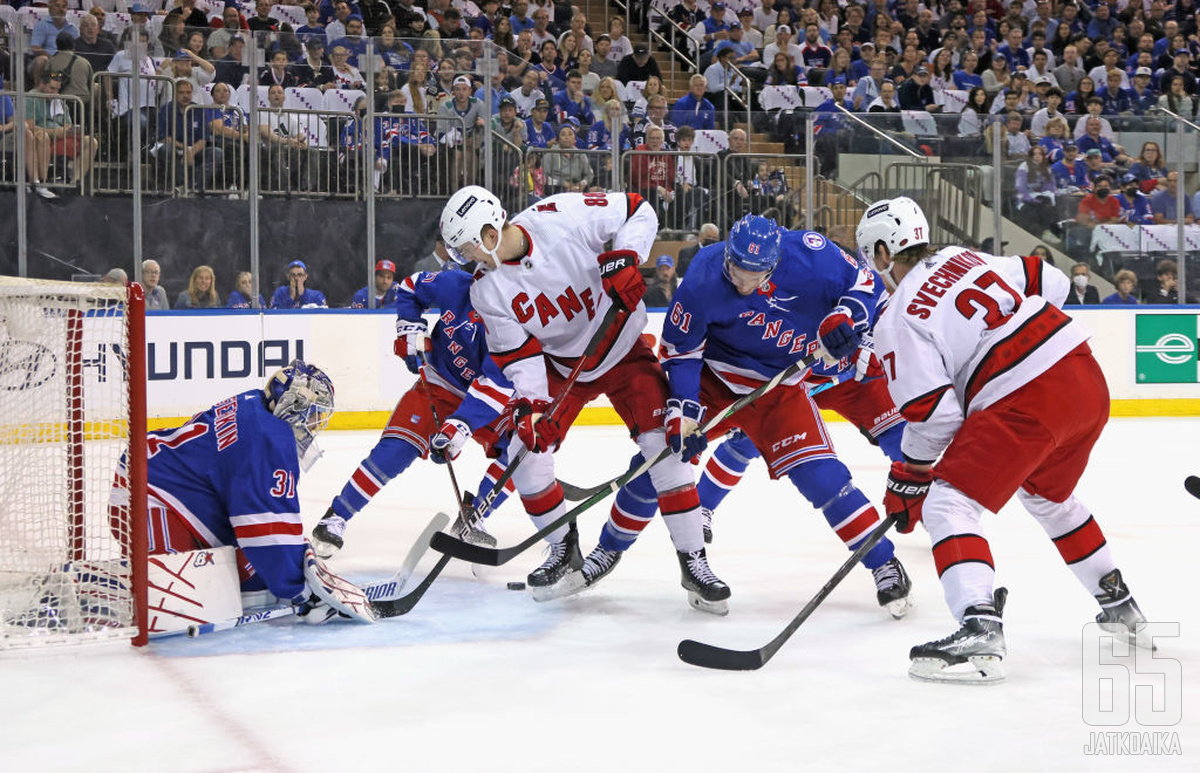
[
  {"left": 855, "top": 196, "right": 929, "bottom": 266},
  {"left": 440, "top": 185, "right": 507, "bottom": 266},
  {"left": 725, "top": 214, "right": 783, "bottom": 274},
  {"left": 265, "top": 360, "right": 335, "bottom": 470}
]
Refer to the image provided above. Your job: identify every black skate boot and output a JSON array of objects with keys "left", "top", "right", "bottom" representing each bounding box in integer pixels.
[
  {"left": 542, "top": 544, "right": 624, "bottom": 600},
  {"left": 311, "top": 508, "right": 346, "bottom": 559},
  {"left": 528, "top": 522, "right": 582, "bottom": 601},
  {"left": 701, "top": 507, "right": 714, "bottom": 544},
  {"left": 871, "top": 556, "right": 913, "bottom": 619},
  {"left": 678, "top": 547, "right": 731, "bottom": 616},
  {"left": 1095, "top": 569, "right": 1155, "bottom": 651},
  {"left": 909, "top": 587, "right": 1008, "bottom": 685},
  {"left": 452, "top": 492, "right": 496, "bottom": 547}
]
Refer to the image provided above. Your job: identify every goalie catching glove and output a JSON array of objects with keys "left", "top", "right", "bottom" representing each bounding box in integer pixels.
[
  {"left": 597, "top": 249, "right": 645, "bottom": 312},
  {"left": 394, "top": 319, "right": 431, "bottom": 374},
  {"left": 666, "top": 398, "right": 707, "bottom": 462},
  {"left": 514, "top": 397, "right": 565, "bottom": 453},
  {"left": 884, "top": 461, "right": 933, "bottom": 534},
  {"left": 296, "top": 544, "right": 376, "bottom": 624},
  {"left": 430, "top": 417, "right": 471, "bottom": 463}
]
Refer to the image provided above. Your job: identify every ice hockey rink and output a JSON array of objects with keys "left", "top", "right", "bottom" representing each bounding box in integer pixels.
[{"left": 2, "top": 417, "right": 1197, "bottom": 772}]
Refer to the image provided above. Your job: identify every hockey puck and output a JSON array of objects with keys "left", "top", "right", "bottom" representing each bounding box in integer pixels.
[{"left": 507, "top": 581, "right": 526, "bottom": 591}]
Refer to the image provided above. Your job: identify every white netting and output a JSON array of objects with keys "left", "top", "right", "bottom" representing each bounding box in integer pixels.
[{"left": 0, "top": 277, "right": 139, "bottom": 648}]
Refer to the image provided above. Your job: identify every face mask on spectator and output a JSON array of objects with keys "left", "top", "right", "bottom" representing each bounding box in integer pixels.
[{"left": 1073, "top": 274, "right": 1089, "bottom": 289}]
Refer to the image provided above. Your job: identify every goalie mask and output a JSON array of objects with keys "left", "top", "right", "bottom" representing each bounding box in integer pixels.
[{"left": 265, "top": 360, "right": 335, "bottom": 471}]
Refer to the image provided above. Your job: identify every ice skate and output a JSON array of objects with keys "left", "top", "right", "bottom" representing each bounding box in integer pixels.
[
  {"left": 1095, "top": 569, "right": 1156, "bottom": 651},
  {"left": 311, "top": 509, "right": 346, "bottom": 559},
  {"left": 541, "top": 545, "right": 623, "bottom": 600},
  {"left": 452, "top": 492, "right": 496, "bottom": 548},
  {"left": 528, "top": 523, "right": 582, "bottom": 601},
  {"left": 909, "top": 588, "right": 1007, "bottom": 685},
  {"left": 701, "top": 507, "right": 714, "bottom": 544},
  {"left": 871, "top": 556, "right": 913, "bottom": 619},
  {"left": 678, "top": 548, "right": 731, "bottom": 616}
]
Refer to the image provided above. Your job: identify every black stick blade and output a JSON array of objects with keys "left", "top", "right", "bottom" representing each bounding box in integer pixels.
[
  {"left": 1186, "top": 476, "right": 1200, "bottom": 500},
  {"left": 429, "top": 530, "right": 502, "bottom": 565},
  {"left": 371, "top": 554, "right": 452, "bottom": 618},
  {"left": 677, "top": 639, "right": 767, "bottom": 671}
]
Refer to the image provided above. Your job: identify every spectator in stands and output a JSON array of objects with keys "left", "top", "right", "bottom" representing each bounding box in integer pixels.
[
  {"left": 74, "top": 15, "right": 115, "bottom": 74},
  {"left": 1, "top": 85, "right": 56, "bottom": 200},
  {"left": 1098, "top": 68, "right": 1134, "bottom": 115},
  {"left": 27, "top": 70, "right": 99, "bottom": 190},
  {"left": 296, "top": 3, "right": 329, "bottom": 46},
  {"left": 205, "top": 82, "right": 249, "bottom": 190},
  {"left": 1076, "top": 173, "right": 1122, "bottom": 225},
  {"left": 247, "top": 0, "right": 281, "bottom": 37},
  {"left": 1030, "top": 87, "right": 1065, "bottom": 139},
  {"left": 1078, "top": 116, "right": 1130, "bottom": 165},
  {"left": 898, "top": 63, "right": 940, "bottom": 112},
  {"left": 558, "top": 11, "right": 594, "bottom": 58},
  {"left": 589, "top": 77, "right": 624, "bottom": 122},
  {"left": 575, "top": 49, "right": 601, "bottom": 96},
  {"left": 1073, "top": 99, "right": 1114, "bottom": 141},
  {"left": 629, "top": 124, "right": 675, "bottom": 223},
  {"left": 543, "top": 123, "right": 593, "bottom": 193},
  {"left": 553, "top": 69, "right": 595, "bottom": 126},
  {"left": 536, "top": 40, "right": 568, "bottom": 90},
  {"left": 46, "top": 32, "right": 94, "bottom": 120},
  {"left": 1102, "top": 269, "right": 1140, "bottom": 305},
  {"left": 587, "top": 96, "right": 631, "bottom": 151},
  {"left": 676, "top": 222, "right": 719, "bottom": 276},
  {"left": 1064, "top": 263, "right": 1101, "bottom": 305},
  {"left": 399, "top": 51, "right": 436, "bottom": 114},
  {"left": 799, "top": 22, "right": 832, "bottom": 72},
  {"left": 698, "top": 2, "right": 732, "bottom": 62},
  {"left": 670, "top": 74, "right": 716, "bottom": 130},
  {"left": 153, "top": 78, "right": 220, "bottom": 194},
  {"left": 671, "top": 125, "right": 711, "bottom": 230},
  {"left": 762, "top": 25, "right": 802, "bottom": 69},
  {"left": 999, "top": 111, "right": 1030, "bottom": 160},
  {"left": 176, "top": 265, "right": 222, "bottom": 309},
  {"left": 261, "top": 49, "right": 300, "bottom": 89},
  {"left": 1030, "top": 244, "right": 1056, "bottom": 267},
  {"left": 259, "top": 84, "right": 310, "bottom": 192},
  {"left": 1150, "top": 171, "right": 1195, "bottom": 225},
  {"left": 982, "top": 53, "right": 1011, "bottom": 97},
  {"left": 511, "top": 68, "right": 548, "bottom": 118},
  {"left": 867, "top": 79, "right": 902, "bottom": 116},
  {"left": 271, "top": 260, "right": 328, "bottom": 309},
  {"left": 704, "top": 47, "right": 744, "bottom": 116},
  {"left": 1015, "top": 146, "right": 1059, "bottom": 240},
  {"left": 1086, "top": 1, "right": 1119, "bottom": 40},
  {"left": 1158, "top": 73, "right": 1199, "bottom": 118},
  {"left": 1037, "top": 116, "right": 1070, "bottom": 162},
  {"left": 852, "top": 59, "right": 887, "bottom": 107},
  {"left": 592, "top": 36, "right": 619, "bottom": 80},
  {"left": 643, "top": 254, "right": 679, "bottom": 307},
  {"left": 294, "top": 39, "right": 335, "bottom": 91},
  {"left": 1053, "top": 44, "right": 1086, "bottom": 96},
  {"left": 1146, "top": 259, "right": 1182, "bottom": 304},
  {"left": 159, "top": 48, "right": 216, "bottom": 94},
  {"left": 957, "top": 85, "right": 991, "bottom": 138},
  {"left": 1117, "top": 174, "right": 1154, "bottom": 225},
  {"left": 525, "top": 97, "right": 557, "bottom": 148},
  {"left": 558, "top": 33, "right": 583, "bottom": 72},
  {"left": 350, "top": 259, "right": 401, "bottom": 308},
  {"left": 439, "top": 75, "right": 487, "bottom": 183},
  {"left": 1065, "top": 76, "right": 1097, "bottom": 115},
  {"left": 1081, "top": 147, "right": 1110, "bottom": 187},
  {"left": 607, "top": 17, "right": 632, "bottom": 63},
  {"left": 211, "top": 36, "right": 249, "bottom": 88},
  {"left": 617, "top": 42, "right": 662, "bottom": 85},
  {"left": 528, "top": 7, "right": 554, "bottom": 48},
  {"left": 141, "top": 260, "right": 169, "bottom": 310},
  {"left": 509, "top": 0, "right": 535, "bottom": 35},
  {"left": 667, "top": 0, "right": 706, "bottom": 54},
  {"left": 329, "top": 45, "right": 366, "bottom": 90},
  {"left": 632, "top": 94, "right": 678, "bottom": 149},
  {"left": 1157, "top": 49, "right": 1198, "bottom": 97},
  {"left": 631, "top": 75, "right": 664, "bottom": 118},
  {"left": 31, "top": 0, "right": 77, "bottom": 59},
  {"left": 1130, "top": 141, "right": 1168, "bottom": 193},
  {"left": 208, "top": 5, "right": 247, "bottom": 61}
]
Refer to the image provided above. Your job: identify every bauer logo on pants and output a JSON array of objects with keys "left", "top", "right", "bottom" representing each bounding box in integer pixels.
[{"left": 1135, "top": 314, "right": 1198, "bottom": 383}]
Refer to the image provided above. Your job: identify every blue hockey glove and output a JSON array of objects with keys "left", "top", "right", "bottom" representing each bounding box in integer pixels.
[{"left": 665, "top": 398, "right": 707, "bottom": 461}]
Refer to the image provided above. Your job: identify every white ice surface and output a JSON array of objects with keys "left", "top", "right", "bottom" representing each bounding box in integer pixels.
[{"left": 2, "top": 419, "right": 1197, "bottom": 772}]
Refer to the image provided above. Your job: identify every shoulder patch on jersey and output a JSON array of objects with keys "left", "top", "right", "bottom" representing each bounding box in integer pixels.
[{"left": 803, "top": 232, "right": 827, "bottom": 251}]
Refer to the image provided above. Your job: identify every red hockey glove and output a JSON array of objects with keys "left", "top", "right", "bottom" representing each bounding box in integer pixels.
[
  {"left": 597, "top": 249, "right": 645, "bottom": 312},
  {"left": 430, "top": 418, "right": 472, "bottom": 464},
  {"left": 394, "top": 319, "right": 431, "bottom": 375},
  {"left": 818, "top": 305, "right": 867, "bottom": 361},
  {"left": 665, "top": 398, "right": 708, "bottom": 462},
  {"left": 514, "top": 397, "right": 565, "bottom": 453},
  {"left": 884, "top": 461, "right": 933, "bottom": 534}
]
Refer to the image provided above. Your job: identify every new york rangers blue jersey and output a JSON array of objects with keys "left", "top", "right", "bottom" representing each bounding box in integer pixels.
[
  {"left": 396, "top": 269, "right": 513, "bottom": 429},
  {"left": 139, "top": 390, "right": 308, "bottom": 602},
  {"left": 660, "top": 230, "right": 884, "bottom": 399}
]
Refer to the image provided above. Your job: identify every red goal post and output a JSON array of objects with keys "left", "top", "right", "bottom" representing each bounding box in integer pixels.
[{"left": 0, "top": 277, "right": 147, "bottom": 648}]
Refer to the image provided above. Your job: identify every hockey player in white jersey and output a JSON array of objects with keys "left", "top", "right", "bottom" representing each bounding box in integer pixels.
[
  {"left": 859, "top": 196, "right": 1154, "bottom": 683},
  {"left": 440, "top": 186, "right": 729, "bottom": 613}
]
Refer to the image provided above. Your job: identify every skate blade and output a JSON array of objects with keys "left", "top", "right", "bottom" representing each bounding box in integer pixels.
[
  {"left": 470, "top": 563, "right": 495, "bottom": 582},
  {"left": 884, "top": 596, "right": 913, "bottom": 620},
  {"left": 530, "top": 572, "right": 587, "bottom": 602},
  {"left": 688, "top": 592, "right": 729, "bottom": 616},
  {"left": 908, "top": 655, "right": 1005, "bottom": 685},
  {"left": 1098, "top": 621, "right": 1158, "bottom": 652}
]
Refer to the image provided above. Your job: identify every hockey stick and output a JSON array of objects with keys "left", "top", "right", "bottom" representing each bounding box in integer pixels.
[
  {"left": 676, "top": 515, "right": 898, "bottom": 671},
  {"left": 417, "top": 354, "right": 471, "bottom": 530},
  {"left": 458, "top": 302, "right": 625, "bottom": 528},
  {"left": 555, "top": 371, "right": 854, "bottom": 501},
  {"left": 1185, "top": 476, "right": 1200, "bottom": 500},
  {"left": 430, "top": 354, "right": 821, "bottom": 566},
  {"left": 151, "top": 513, "right": 450, "bottom": 640}
]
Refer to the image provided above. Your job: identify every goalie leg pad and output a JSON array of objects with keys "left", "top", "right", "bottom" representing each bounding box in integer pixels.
[
  {"left": 146, "top": 547, "right": 244, "bottom": 635},
  {"left": 302, "top": 545, "right": 376, "bottom": 623}
]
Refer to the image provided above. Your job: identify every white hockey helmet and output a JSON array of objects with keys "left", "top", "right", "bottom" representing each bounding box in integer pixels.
[
  {"left": 855, "top": 196, "right": 929, "bottom": 267},
  {"left": 440, "top": 185, "right": 507, "bottom": 266}
]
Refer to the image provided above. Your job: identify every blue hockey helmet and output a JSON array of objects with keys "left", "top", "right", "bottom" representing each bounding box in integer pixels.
[
  {"left": 725, "top": 214, "right": 783, "bottom": 274},
  {"left": 266, "top": 360, "right": 335, "bottom": 468}
]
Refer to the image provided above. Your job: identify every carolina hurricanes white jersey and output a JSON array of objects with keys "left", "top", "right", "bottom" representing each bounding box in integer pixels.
[
  {"left": 872, "top": 248, "right": 1088, "bottom": 464},
  {"left": 469, "top": 191, "right": 658, "bottom": 401}
]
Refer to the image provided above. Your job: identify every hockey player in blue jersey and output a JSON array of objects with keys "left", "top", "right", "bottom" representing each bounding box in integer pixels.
[
  {"left": 590, "top": 214, "right": 911, "bottom": 616},
  {"left": 311, "top": 265, "right": 517, "bottom": 557},
  {"left": 111, "top": 360, "right": 372, "bottom": 623}
]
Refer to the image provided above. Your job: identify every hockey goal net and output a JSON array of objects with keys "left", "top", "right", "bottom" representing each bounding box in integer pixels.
[{"left": 0, "top": 277, "right": 147, "bottom": 648}]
